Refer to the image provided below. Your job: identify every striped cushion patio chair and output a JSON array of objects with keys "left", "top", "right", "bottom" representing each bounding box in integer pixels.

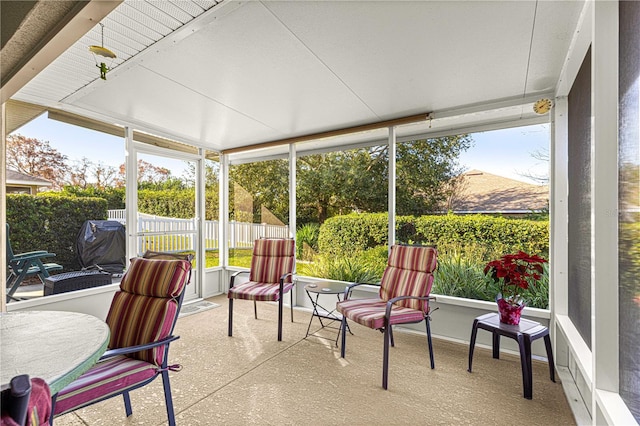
[
  {"left": 51, "top": 256, "right": 192, "bottom": 426},
  {"left": 228, "top": 238, "right": 295, "bottom": 341},
  {"left": 336, "top": 244, "right": 438, "bottom": 390}
]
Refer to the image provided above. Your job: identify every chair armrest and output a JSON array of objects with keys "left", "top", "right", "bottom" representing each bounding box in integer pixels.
[
  {"left": 344, "top": 282, "right": 381, "bottom": 299},
  {"left": 385, "top": 295, "right": 435, "bottom": 318},
  {"left": 12, "top": 250, "right": 51, "bottom": 259},
  {"left": 279, "top": 272, "right": 293, "bottom": 284},
  {"left": 99, "top": 335, "right": 179, "bottom": 360},
  {"left": 11, "top": 251, "right": 56, "bottom": 262},
  {"left": 229, "top": 270, "right": 250, "bottom": 289},
  {"left": 278, "top": 272, "right": 294, "bottom": 294}
]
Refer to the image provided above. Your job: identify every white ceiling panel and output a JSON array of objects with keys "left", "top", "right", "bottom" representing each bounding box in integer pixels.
[
  {"left": 12, "top": 0, "right": 586, "bottom": 154},
  {"left": 525, "top": 0, "right": 585, "bottom": 93},
  {"left": 71, "top": 64, "right": 283, "bottom": 148},
  {"left": 264, "top": 1, "right": 534, "bottom": 115},
  {"left": 137, "top": 1, "right": 378, "bottom": 143}
]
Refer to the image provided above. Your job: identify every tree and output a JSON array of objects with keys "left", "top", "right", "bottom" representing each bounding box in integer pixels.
[
  {"left": 229, "top": 159, "right": 289, "bottom": 224},
  {"left": 116, "top": 159, "right": 175, "bottom": 189},
  {"left": 233, "top": 135, "right": 473, "bottom": 225},
  {"left": 394, "top": 135, "right": 473, "bottom": 215},
  {"left": 67, "top": 157, "right": 92, "bottom": 189},
  {"left": 297, "top": 149, "right": 387, "bottom": 224},
  {"left": 518, "top": 147, "right": 549, "bottom": 184},
  {"left": 6, "top": 134, "right": 69, "bottom": 189}
]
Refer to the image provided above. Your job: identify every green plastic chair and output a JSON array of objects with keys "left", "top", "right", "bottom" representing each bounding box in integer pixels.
[{"left": 5, "top": 223, "right": 63, "bottom": 302}]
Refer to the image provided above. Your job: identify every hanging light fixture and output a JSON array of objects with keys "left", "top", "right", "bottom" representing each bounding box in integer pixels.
[{"left": 89, "top": 23, "right": 116, "bottom": 80}]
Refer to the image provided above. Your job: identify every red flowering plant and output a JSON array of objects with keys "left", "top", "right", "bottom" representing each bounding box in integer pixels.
[{"left": 484, "top": 251, "right": 548, "bottom": 306}]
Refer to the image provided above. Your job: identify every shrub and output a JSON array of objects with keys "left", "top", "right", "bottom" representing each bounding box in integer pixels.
[
  {"left": 318, "top": 212, "right": 549, "bottom": 260},
  {"left": 6, "top": 194, "right": 108, "bottom": 270},
  {"left": 317, "top": 213, "right": 390, "bottom": 255},
  {"left": 301, "top": 247, "right": 387, "bottom": 283},
  {"left": 314, "top": 213, "right": 550, "bottom": 309},
  {"left": 56, "top": 186, "right": 125, "bottom": 210}
]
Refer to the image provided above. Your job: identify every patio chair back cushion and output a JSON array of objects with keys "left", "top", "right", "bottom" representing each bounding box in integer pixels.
[
  {"left": 106, "top": 257, "right": 191, "bottom": 366},
  {"left": 248, "top": 239, "right": 295, "bottom": 284},
  {"left": 379, "top": 245, "right": 437, "bottom": 311}
]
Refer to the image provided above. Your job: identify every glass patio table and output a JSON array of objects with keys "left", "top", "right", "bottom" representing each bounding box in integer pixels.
[{"left": 0, "top": 310, "right": 110, "bottom": 395}]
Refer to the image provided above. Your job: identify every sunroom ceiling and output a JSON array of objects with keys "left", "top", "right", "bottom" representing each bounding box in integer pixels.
[{"left": 11, "top": 0, "right": 585, "bottom": 155}]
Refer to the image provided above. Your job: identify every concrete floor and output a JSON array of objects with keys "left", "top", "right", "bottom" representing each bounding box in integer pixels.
[{"left": 54, "top": 294, "right": 576, "bottom": 426}]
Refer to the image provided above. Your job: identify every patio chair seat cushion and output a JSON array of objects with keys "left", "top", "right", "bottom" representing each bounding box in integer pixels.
[
  {"left": 336, "top": 298, "right": 426, "bottom": 330},
  {"left": 228, "top": 281, "right": 295, "bottom": 302},
  {"left": 53, "top": 356, "right": 157, "bottom": 416}
]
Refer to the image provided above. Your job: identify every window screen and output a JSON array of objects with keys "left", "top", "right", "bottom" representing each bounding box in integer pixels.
[
  {"left": 567, "top": 47, "right": 592, "bottom": 349},
  {"left": 618, "top": 0, "right": 640, "bottom": 420}
]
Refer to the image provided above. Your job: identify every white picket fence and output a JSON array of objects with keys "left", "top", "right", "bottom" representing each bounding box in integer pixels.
[{"left": 108, "top": 209, "right": 289, "bottom": 252}]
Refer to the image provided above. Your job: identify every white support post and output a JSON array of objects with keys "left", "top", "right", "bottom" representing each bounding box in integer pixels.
[
  {"left": 289, "top": 144, "right": 297, "bottom": 242},
  {"left": 388, "top": 126, "right": 397, "bottom": 248},
  {"left": 551, "top": 97, "right": 569, "bottom": 317},
  {"left": 289, "top": 143, "right": 297, "bottom": 305},
  {"left": 591, "top": 1, "right": 619, "bottom": 423},
  {"left": 219, "top": 154, "right": 229, "bottom": 273},
  {"left": 196, "top": 148, "right": 206, "bottom": 295},
  {"left": 124, "top": 127, "right": 137, "bottom": 262},
  {"left": 1, "top": 102, "right": 7, "bottom": 312},
  {"left": 550, "top": 96, "right": 570, "bottom": 370}
]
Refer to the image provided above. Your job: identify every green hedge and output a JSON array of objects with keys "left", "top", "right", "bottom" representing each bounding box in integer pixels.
[
  {"left": 57, "top": 186, "right": 125, "bottom": 210},
  {"left": 137, "top": 189, "right": 219, "bottom": 220},
  {"left": 317, "top": 213, "right": 389, "bottom": 256},
  {"left": 55, "top": 187, "right": 220, "bottom": 220},
  {"left": 6, "top": 194, "right": 108, "bottom": 270},
  {"left": 318, "top": 212, "right": 549, "bottom": 259}
]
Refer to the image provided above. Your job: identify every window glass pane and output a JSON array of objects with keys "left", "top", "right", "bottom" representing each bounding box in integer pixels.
[
  {"left": 397, "top": 131, "right": 549, "bottom": 308},
  {"left": 136, "top": 152, "right": 196, "bottom": 262},
  {"left": 6, "top": 115, "right": 125, "bottom": 301},
  {"left": 296, "top": 145, "right": 388, "bottom": 282},
  {"left": 204, "top": 156, "right": 220, "bottom": 268},
  {"left": 619, "top": 0, "right": 640, "bottom": 419},
  {"left": 229, "top": 159, "right": 289, "bottom": 267}
]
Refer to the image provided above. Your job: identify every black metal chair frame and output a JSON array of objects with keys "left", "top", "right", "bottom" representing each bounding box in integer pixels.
[
  {"left": 228, "top": 270, "right": 294, "bottom": 342},
  {"left": 340, "top": 282, "right": 436, "bottom": 390}
]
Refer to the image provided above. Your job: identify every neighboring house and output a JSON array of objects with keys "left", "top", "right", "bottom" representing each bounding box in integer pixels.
[
  {"left": 5, "top": 169, "right": 52, "bottom": 194},
  {"left": 451, "top": 169, "right": 548, "bottom": 216}
]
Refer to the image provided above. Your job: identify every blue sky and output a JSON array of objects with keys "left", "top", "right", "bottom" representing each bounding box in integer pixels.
[{"left": 12, "top": 114, "right": 549, "bottom": 184}]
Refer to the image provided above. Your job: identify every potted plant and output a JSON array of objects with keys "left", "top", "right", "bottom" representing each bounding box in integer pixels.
[{"left": 484, "top": 251, "right": 548, "bottom": 325}]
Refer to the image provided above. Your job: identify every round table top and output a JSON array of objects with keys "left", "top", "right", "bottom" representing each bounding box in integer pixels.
[
  {"left": 304, "top": 281, "right": 348, "bottom": 295},
  {"left": 1, "top": 310, "right": 110, "bottom": 394}
]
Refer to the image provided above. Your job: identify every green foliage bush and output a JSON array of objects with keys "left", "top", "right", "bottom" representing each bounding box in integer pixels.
[
  {"left": 137, "top": 189, "right": 219, "bottom": 220},
  {"left": 57, "top": 186, "right": 125, "bottom": 210},
  {"left": 300, "top": 246, "right": 387, "bottom": 284},
  {"left": 296, "top": 223, "right": 320, "bottom": 260},
  {"left": 6, "top": 194, "right": 108, "bottom": 270},
  {"left": 317, "top": 213, "right": 390, "bottom": 256},
  {"left": 318, "top": 212, "right": 549, "bottom": 260},
  {"left": 314, "top": 213, "right": 550, "bottom": 308},
  {"left": 56, "top": 186, "right": 220, "bottom": 220}
]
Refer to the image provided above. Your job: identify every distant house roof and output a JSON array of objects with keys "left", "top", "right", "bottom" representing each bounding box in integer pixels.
[
  {"left": 5, "top": 169, "right": 53, "bottom": 187},
  {"left": 453, "top": 170, "right": 548, "bottom": 214}
]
